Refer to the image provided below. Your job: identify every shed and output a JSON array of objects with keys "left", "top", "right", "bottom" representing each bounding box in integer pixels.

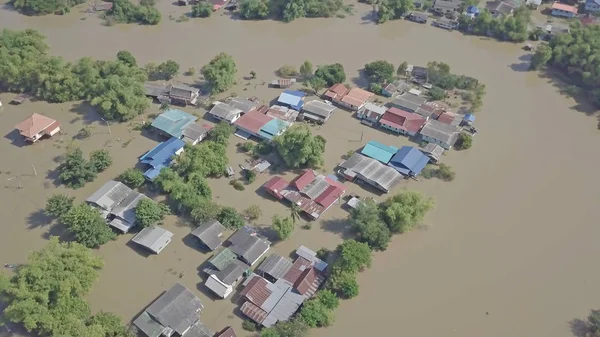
[
  {"left": 151, "top": 109, "right": 198, "bottom": 139},
  {"left": 131, "top": 226, "right": 173, "bottom": 254},
  {"left": 271, "top": 78, "right": 296, "bottom": 88},
  {"left": 256, "top": 254, "right": 293, "bottom": 281},
  {"left": 387, "top": 146, "right": 430, "bottom": 176},
  {"left": 169, "top": 83, "right": 200, "bottom": 106},
  {"left": 191, "top": 219, "right": 226, "bottom": 251},
  {"left": 277, "top": 90, "right": 306, "bottom": 111},
  {"left": 422, "top": 143, "right": 445, "bottom": 163},
  {"left": 360, "top": 140, "right": 399, "bottom": 164},
  {"left": 139, "top": 137, "right": 185, "bottom": 181}
]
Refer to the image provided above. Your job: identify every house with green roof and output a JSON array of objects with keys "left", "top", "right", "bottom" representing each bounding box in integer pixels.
[
  {"left": 360, "top": 140, "right": 399, "bottom": 164},
  {"left": 208, "top": 247, "right": 238, "bottom": 271},
  {"left": 150, "top": 109, "right": 198, "bottom": 139}
]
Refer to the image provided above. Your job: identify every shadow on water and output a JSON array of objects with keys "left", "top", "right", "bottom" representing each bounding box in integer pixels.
[
  {"left": 26, "top": 209, "right": 53, "bottom": 230},
  {"left": 3, "top": 129, "right": 27, "bottom": 148},
  {"left": 320, "top": 217, "right": 353, "bottom": 239},
  {"left": 351, "top": 69, "right": 370, "bottom": 88},
  {"left": 536, "top": 70, "right": 599, "bottom": 117},
  {"left": 69, "top": 102, "right": 103, "bottom": 125}
]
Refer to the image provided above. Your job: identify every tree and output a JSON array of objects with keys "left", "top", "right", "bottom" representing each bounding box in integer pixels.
[
  {"left": 308, "top": 76, "right": 327, "bottom": 93},
  {"left": 45, "top": 193, "right": 75, "bottom": 218},
  {"left": 299, "top": 60, "right": 314, "bottom": 80},
  {"left": 588, "top": 309, "right": 600, "bottom": 335},
  {"left": 0, "top": 237, "right": 104, "bottom": 336},
  {"left": 314, "top": 63, "right": 346, "bottom": 86},
  {"left": 377, "top": 0, "right": 414, "bottom": 23},
  {"left": 209, "top": 122, "right": 235, "bottom": 146},
  {"left": 455, "top": 132, "right": 473, "bottom": 150},
  {"left": 277, "top": 65, "right": 299, "bottom": 77},
  {"left": 246, "top": 169, "right": 257, "bottom": 183},
  {"left": 10, "top": 0, "right": 86, "bottom": 15},
  {"left": 397, "top": 61, "right": 408, "bottom": 77},
  {"left": 116, "top": 50, "right": 137, "bottom": 67},
  {"left": 289, "top": 203, "right": 301, "bottom": 225},
  {"left": 428, "top": 86, "right": 446, "bottom": 100},
  {"left": 334, "top": 240, "right": 372, "bottom": 273},
  {"left": 108, "top": 0, "right": 161, "bottom": 25},
  {"left": 273, "top": 123, "right": 326, "bottom": 168},
  {"left": 315, "top": 289, "right": 339, "bottom": 309},
  {"left": 118, "top": 168, "right": 146, "bottom": 188},
  {"left": 422, "top": 163, "right": 455, "bottom": 181},
  {"left": 201, "top": 53, "right": 237, "bottom": 94},
  {"left": 57, "top": 147, "right": 97, "bottom": 189},
  {"left": 89, "top": 149, "right": 112, "bottom": 172},
  {"left": 272, "top": 215, "right": 294, "bottom": 240},
  {"left": 239, "top": 0, "right": 270, "bottom": 19},
  {"left": 156, "top": 60, "right": 180, "bottom": 79},
  {"left": 327, "top": 269, "right": 359, "bottom": 299},
  {"left": 191, "top": 2, "right": 213, "bottom": 17},
  {"left": 91, "top": 74, "right": 150, "bottom": 121},
  {"left": 190, "top": 199, "right": 221, "bottom": 223},
  {"left": 529, "top": 44, "right": 552, "bottom": 70},
  {"left": 175, "top": 141, "right": 228, "bottom": 177},
  {"left": 364, "top": 60, "right": 395, "bottom": 84},
  {"left": 250, "top": 70, "right": 257, "bottom": 79},
  {"left": 217, "top": 206, "right": 245, "bottom": 229},
  {"left": 299, "top": 297, "right": 334, "bottom": 328},
  {"left": 135, "top": 198, "right": 170, "bottom": 227},
  {"left": 86, "top": 312, "right": 134, "bottom": 337},
  {"left": 260, "top": 318, "right": 309, "bottom": 337},
  {"left": 61, "top": 203, "right": 117, "bottom": 248},
  {"left": 243, "top": 205, "right": 262, "bottom": 220},
  {"left": 349, "top": 199, "right": 390, "bottom": 251},
  {"left": 382, "top": 191, "right": 434, "bottom": 234}
]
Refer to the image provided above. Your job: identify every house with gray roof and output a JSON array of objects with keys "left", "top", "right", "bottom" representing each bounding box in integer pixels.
[
  {"left": 338, "top": 153, "right": 404, "bottom": 193},
  {"left": 208, "top": 102, "right": 243, "bottom": 124},
  {"left": 301, "top": 100, "right": 337, "bottom": 124},
  {"left": 432, "top": 0, "right": 463, "bottom": 14},
  {"left": 86, "top": 180, "right": 147, "bottom": 233},
  {"left": 228, "top": 97, "right": 260, "bottom": 114},
  {"left": 191, "top": 219, "right": 226, "bottom": 251},
  {"left": 182, "top": 123, "right": 212, "bottom": 145},
  {"left": 227, "top": 227, "right": 271, "bottom": 266},
  {"left": 205, "top": 260, "right": 250, "bottom": 299},
  {"left": 419, "top": 119, "right": 459, "bottom": 150},
  {"left": 134, "top": 283, "right": 209, "bottom": 337},
  {"left": 391, "top": 93, "right": 428, "bottom": 113},
  {"left": 131, "top": 226, "right": 173, "bottom": 254},
  {"left": 256, "top": 254, "right": 293, "bottom": 282}
]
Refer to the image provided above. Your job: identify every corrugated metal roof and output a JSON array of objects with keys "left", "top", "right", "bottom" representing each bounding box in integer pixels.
[
  {"left": 86, "top": 180, "right": 132, "bottom": 212},
  {"left": 339, "top": 153, "right": 404, "bottom": 192},
  {"left": 145, "top": 283, "right": 203, "bottom": 336},
  {"left": 240, "top": 301, "right": 268, "bottom": 324},
  {"left": 139, "top": 137, "right": 185, "bottom": 180},
  {"left": 388, "top": 146, "right": 430, "bottom": 176},
  {"left": 278, "top": 90, "right": 306, "bottom": 110},
  {"left": 259, "top": 118, "right": 289, "bottom": 139},
  {"left": 151, "top": 109, "right": 197, "bottom": 138},
  {"left": 234, "top": 110, "right": 273, "bottom": 134},
  {"left": 240, "top": 276, "right": 272, "bottom": 307},
  {"left": 208, "top": 248, "right": 237, "bottom": 271},
  {"left": 292, "top": 170, "right": 316, "bottom": 191},
  {"left": 191, "top": 220, "right": 225, "bottom": 251},
  {"left": 419, "top": 120, "right": 459, "bottom": 146},
  {"left": 131, "top": 226, "right": 173, "bottom": 254},
  {"left": 283, "top": 257, "right": 312, "bottom": 284},
  {"left": 256, "top": 254, "right": 293, "bottom": 280},
  {"left": 360, "top": 141, "right": 399, "bottom": 164}
]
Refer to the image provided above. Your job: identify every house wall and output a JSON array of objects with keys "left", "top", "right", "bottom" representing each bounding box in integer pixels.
[
  {"left": 585, "top": 2, "right": 600, "bottom": 11},
  {"left": 338, "top": 101, "right": 363, "bottom": 111},
  {"left": 551, "top": 9, "right": 576, "bottom": 17},
  {"left": 380, "top": 124, "right": 409, "bottom": 136},
  {"left": 236, "top": 125, "right": 262, "bottom": 140}
]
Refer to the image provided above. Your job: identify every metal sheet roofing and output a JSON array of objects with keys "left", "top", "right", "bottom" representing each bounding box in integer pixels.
[
  {"left": 86, "top": 180, "right": 132, "bottom": 212},
  {"left": 151, "top": 109, "right": 197, "bottom": 138},
  {"left": 419, "top": 119, "right": 459, "bottom": 146},
  {"left": 209, "top": 102, "right": 243, "bottom": 121},
  {"left": 240, "top": 276, "right": 272, "bottom": 307},
  {"left": 191, "top": 219, "right": 226, "bottom": 251},
  {"left": 278, "top": 90, "right": 306, "bottom": 110},
  {"left": 258, "top": 118, "right": 289, "bottom": 140},
  {"left": 301, "top": 100, "right": 336, "bottom": 119},
  {"left": 256, "top": 254, "right": 293, "bottom": 280},
  {"left": 132, "top": 226, "right": 173, "bottom": 254},
  {"left": 208, "top": 248, "right": 238, "bottom": 271},
  {"left": 360, "top": 141, "right": 399, "bottom": 164},
  {"left": 145, "top": 283, "right": 203, "bottom": 336},
  {"left": 339, "top": 153, "right": 404, "bottom": 192},
  {"left": 110, "top": 192, "right": 147, "bottom": 226},
  {"left": 234, "top": 110, "right": 273, "bottom": 134},
  {"left": 296, "top": 246, "right": 328, "bottom": 271},
  {"left": 387, "top": 146, "right": 430, "bottom": 176},
  {"left": 140, "top": 137, "right": 185, "bottom": 181}
]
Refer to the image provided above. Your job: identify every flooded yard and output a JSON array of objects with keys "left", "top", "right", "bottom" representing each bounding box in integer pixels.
[{"left": 1, "top": 2, "right": 600, "bottom": 337}]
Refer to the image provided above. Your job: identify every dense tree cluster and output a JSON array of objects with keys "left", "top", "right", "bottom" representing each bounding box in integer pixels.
[
  {"left": 530, "top": 24, "right": 600, "bottom": 107},
  {"left": 377, "top": 0, "right": 414, "bottom": 23},
  {"left": 146, "top": 60, "right": 180, "bottom": 80},
  {"left": 45, "top": 193, "right": 75, "bottom": 218},
  {"left": 10, "top": 0, "right": 85, "bottom": 15},
  {"left": 118, "top": 168, "right": 146, "bottom": 188},
  {"left": 0, "top": 30, "right": 151, "bottom": 121},
  {"left": 273, "top": 123, "right": 326, "bottom": 168},
  {"left": 239, "top": 0, "right": 270, "bottom": 19},
  {"left": 455, "top": 132, "right": 473, "bottom": 150},
  {"left": 61, "top": 203, "right": 117, "bottom": 248},
  {"left": 422, "top": 163, "right": 456, "bottom": 181},
  {"left": 272, "top": 215, "right": 295, "bottom": 240},
  {"left": 238, "top": 0, "right": 345, "bottom": 22},
  {"left": 363, "top": 60, "right": 395, "bottom": 84},
  {"left": 260, "top": 318, "right": 309, "bottom": 337},
  {"left": 313, "top": 63, "right": 346, "bottom": 87},
  {"left": 135, "top": 198, "right": 170, "bottom": 227},
  {"left": 201, "top": 53, "right": 237, "bottom": 94},
  {"left": 0, "top": 238, "right": 132, "bottom": 337},
  {"left": 191, "top": 2, "right": 214, "bottom": 17},
  {"left": 298, "top": 290, "right": 338, "bottom": 327},
  {"left": 107, "top": 0, "right": 161, "bottom": 25},
  {"left": 458, "top": 7, "right": 530, "bottom": 42},
  {"left": 426, "top": 61, "right": 485, "bottom": 111},
  {"left": 326, "top": 240, "right": 372, "bottom": 299},
  {"left": 216, "top": 206, "right": 245, "bottom": 229},
  {"left": 57, "top": 147, "right": 112, "bottom": 189}
]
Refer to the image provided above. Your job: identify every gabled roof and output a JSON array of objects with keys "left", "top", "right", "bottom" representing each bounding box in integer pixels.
[
  {"left": 339, "top": 153, "right": 404, "bottom": 192},
  {"left": 191, "top": 219, "right": 226, "bottom": 251},
  {"left": 86, "top": 180, "right": 132, "bottom": 212},
  {"left": 258, "top": 118, "right": 289, "bottom": 140},
  {"left": 182, "top": 123, "right": 212, "bottom": 142},
  {"left": 169, "top": 83, "right": 199, "bottom": 99},
  {"left": 323, "top": 83, "right": 349, "bottom": 99},
  {"left": 209, "top": 102, "right": 243, "bottom": 121},
  {"left": 419, "top": 119, "right": 459, "bottom": 146},
  {"left": 387, "top": 146, "right": 430, "bottom": 176},
  {"left": 15, "top": 113, "right": 58, "bottom": 138},
  {"left": 340, "top": 88, "right": 374, "bottom": 107},
  {"left": 208, "top": 248, "right": 238, "bottom": 271},
  {"left": 185, "top": 322, "right": 214, "bottom": 337},
  {"left": 144, "top": 283, "right": 204, "bottom": 336},
  {"left": 234, "top": 110, "right": 273, "bottom": 134},
  {"left": 302, "top": 100, "right": 337, "bottom": 119},
  {"left": 359, "top": 103, "right": 387, "bottom": 117},
  {"left": 110, "top": 192, "right": 147, "bottom": 225},
  {"left": 292, "top": 170, "right": 317, "bottom": 190},
  {"left": 314, "top": 185, "right": 344, "bottom": 208},
  {"left": 151, "top": 109, "right": 197, "bottom": 138},
  {"left": 215, "top": 327, "right": 237, "bottom": 337},
  {"left": 227, "top": 227, "right": 271, "bottom": 265},
  {"left": 214, "top": 259, "right": 249, "bottom": 285},
  {"left": 240, "top": 276, "right": 272, "bottom": 307},
  {"left": 436, "top": 111, "right": 461, "bottom": 126},
  {"left": 283, "top": 257, "right": 312, "bottom": 284},
  {"left": 278, "top": 90, "right": 306, "bottom": 110},
  {"left": 228, "top": 97, "right": 260, "bottom": 114},
  {"left": 392, "top": 93, "right": 428, "bottom": 112},
  {"left": 256, "top": 254, "right": 293, "bottom": 280},
  {"left": 380, "top": 107, "right": 427, "bottom": 134},
  {"left": 263, "top": 176, "right": 291, "bottom": 199},
  {"left": 360, "top": 141, "right": 399, "bottom": 164},
  {"left": 296, "top": 245, "right": 328, "bottom": 271},
  {"left": 131, "top": 226, "right": 173, "bottom": 254},
  {"left": 552, "top": 1, "right": 578, "bottom": 13},
  {"left": 139, "top": 137, "right": 185, "bottom": 181}
]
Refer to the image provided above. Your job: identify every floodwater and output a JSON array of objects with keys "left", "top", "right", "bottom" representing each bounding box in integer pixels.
[{"left": 1, "top": 2, "right": 599, "bottom": 337}]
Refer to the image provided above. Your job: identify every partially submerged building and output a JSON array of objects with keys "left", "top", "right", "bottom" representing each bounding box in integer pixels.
[
  {"left": 360, "top": 140, "right": 399, "bottom": 164},
  {"left": 338, "top": 88, "right": 374, "bottom": 111},
  {"left": 419, "top": 119, "right": 460, "bottom": 150},
  {"left": 226, "top": 227, "right": 271, "bottom": 266},
  {"left": 356, "top": 103, "right": 386, "bottom": 125},
  {"left": 205, "top": 259, "right": 250, "bottom": 299},
  {"left": 86, "top": 180, "right": 147, "bottom": 233},
  {"left": 208, "top": 102, "right": 243, "bottom": 124},
  {"left": 338, "top": 153, "right": 404, "bottom": 193},
  {"left": 228, "top": 97, "right": 260, "bottom": 114},
  {"left": 131, "top": 226, "right": 173, "bottom": 255},
  {"left": 181, "top": 123, "right": 212, "bottom": 145},
  {"left": 264, "top": 105, "right": 299, "bottom": 124},
  {"left": 432, "top": 0, "right": 462, "bottom": 14},
  {"left": 234, "top": 110, "right": 289, "bottom": 141},
  {"left": 379, "top": 107, "right": 427, "bottom": 136},
  {"left": 255, "top": 254, "right": 293, "bottom": 283},
  {"left": 301, "top": 100, "right": 337, "bottom": 123},
  {"left": 387, "top": 146, "right": 430, "bottom": 177},
  {"left": 14, "top": 113, "right": 61, "bottom": 143},
  {"left": 151, "top": 109, "right": 198, "bottom": 139},
  {"left": 277, "top": 90, "right": 306, "bottom": 111},
  {"left": 139, "top": 137, "right": 185, "bottom": 181},
  {"left": 191, "top": 219, "right": 226, "bottom": 251},
  {"left": 323, "top": 83, "right": 350, "bottom": 102},
  {"left": 421, "top": 143, "right": 445, "bottom": 163},
  {"left": 143, "top": 82, "right": 200, "bottom": 106},
  {"left": 391, "top": 93, "right": 428, "bottom": 113}
]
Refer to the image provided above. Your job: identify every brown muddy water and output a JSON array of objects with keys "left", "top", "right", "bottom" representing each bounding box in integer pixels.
[{"left": 1, "top": 2, "right": 599, "bottom": 337}]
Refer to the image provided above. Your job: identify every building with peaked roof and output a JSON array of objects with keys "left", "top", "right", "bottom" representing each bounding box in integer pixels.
[
  {"left": 301, "top": 100, "right": 337, "bottom": 123},
  {"left": 585, "top": 0, "right": 600, "bottom": 12},
  {"left": 205, "top": 260, "right": 250, "bottom": 299},
  {"left": 432, "top": 0, "right": 462, "bottom": 14},
  {"left": 139, "top": 137, "right": 185, "bottom": 181},
  {"left": 227, "top": 227, "right": 271, "bottom": 266},
  {"left": 265, "top": 105, "right": 299, "bottom": 124},
  {"left": 86, "top": 180, "right": 147, "bottom": 233},
  {"left": 419, "top": 119, "right": 459, "bottom": 150},
  {"left": 485, "top": 0, "right": 516, "bottom": 16},
  {"left": 208, "top": 248, "right": 238, "bottom": 271},
  {"left": 14, "top": 113, "right": 60, "bottom": 143},
  {"left": 215, "top": 327, "right": 237, "bottom": 337},
  {"left": 191, "top": 219, "right": 226, "bottom": 251},
  {"left": 360, "top": 140, "right": 399, "bottom": 164},
  {"left": 382, "top": 80, "right": 409, "bottom": 97},
  {"left": 228, "top": 97, "right": 260, "bottom": 114},
  {"left": 338, "top": 88, "right": 374, "bottom": 111},
  {"left": 182, "top": 123, "right": 212, "bottom": 145},
  {"left": 209, "top": 102, "right": 243, "bottom": 124},
  {"left": 131, "top": 226, "right": 173, "bottom": 254},
  {"left": 551, "top": 1, "right": 578, "bottom": 17},
  {"left": 391, "top": 93, "right": 428, "bottom": 113},
  {"left": 422, "top": 143, "right": 445, "bottom": 163},
  {"left": 271, "top": 78, "right": 296, "bottom": 88},
  {"left": 263, "top": 176, "right": 290, "bottom": 200},
  {"left": 257, "top": 118, "right": 289, "bottom": 141},
  {"left": 380, "top": 107, "right": 427, "bottom": 136},
  {"left": 234, "top": 110, "right": 290, "bottom": 141},
  {"left": 357, "top": 103, "right": 386, "bottom": 124},
  {"left": 133, "top": 283, "right": 207, "bottom": 337},
  {"left": 323, "top": 83, "right": 350, "bottom": 102},
  {"left": 256, "top": 254, "right": 293, "bottom": 282},
  {"left": 169, "top": 84, "right": 200, "bottom": 106},
  {"left": 277, "top": 90, "right": 306, "bottom": 111},
  {"left": 295, "top": 245, "right": 328, "bottom": 272},
  {"left": 338, "top": 153, "right": 404, "bottom": 193},
  {"left": 387, "top": 146, "right": 430, "bottom": 176},
  {"left": 151, "top": 109, "right": 198, "bottom": 139},
  {"left": 436, "top": 111, "right": 461, "bottom": 127}
]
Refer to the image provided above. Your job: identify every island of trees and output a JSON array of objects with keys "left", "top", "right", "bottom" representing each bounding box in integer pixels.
[{"left": 238, "top": 0, "right": 350, "bottom": 22}]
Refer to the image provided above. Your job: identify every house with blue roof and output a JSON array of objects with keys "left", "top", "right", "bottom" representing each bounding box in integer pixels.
[
  {"left": 387, "top": 146, "right": 430, "bottom": 177},
  {"left": 139, "top": 137, "right": 185, "bottom": 181},
  {"left": 150, "top": 109, "right": 197, "bottom": 139},
  {"left": 463, "top": 113, "right": 476, "bottom": 125},
  {"left": 277, "top": 90, "right": 306, "bottom": 111},
  {"left": 360, "top": 141, "right": 399, "bottom": 164}
]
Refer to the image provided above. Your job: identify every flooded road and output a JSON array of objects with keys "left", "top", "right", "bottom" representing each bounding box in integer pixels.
[{"left": 1, "top": 2, "right": 599, "bottom": 337}]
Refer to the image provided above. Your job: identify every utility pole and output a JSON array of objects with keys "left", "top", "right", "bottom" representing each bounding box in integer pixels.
[
  {"left": 32, "top": 164, "right": 37, "bottom": 176},
  {"left": 7, "top": 175, "right": 22, "bottom": 189},
  {"left": 101, "top": 118, "right": 111, "bottom": 134}
]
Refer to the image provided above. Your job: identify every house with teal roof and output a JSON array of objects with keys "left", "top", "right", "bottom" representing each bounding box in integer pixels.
[
  {"left": 150, "top": 109, "right": 197, "bottom": 139},
  {"left": 258, "top": 119, "right": 290, "bottom": 141},
  {"left": 360, "top": 141, "right": 399, "bottom": 164}
]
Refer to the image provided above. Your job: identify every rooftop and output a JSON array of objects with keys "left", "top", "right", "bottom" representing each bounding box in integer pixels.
[
  {"left": 295, "top": 245, "right": 328, "bottom": 272},
  {"left": 265, "top": 105, "right": 299, "bottom": 123},
  {"left": 359, "top": 103, "right": 387, "bottom": 117},
  {"left": 131, "top": 226, "right": 173, "bottom": 254},
  {"left": 392, "top": 93, "right": 428, "bottom": 112},
  {"left": 302, "top": 100, "right": 337, "bottom": 119},
  {"left": 278, "top": 90, "right": 306, "bottom": 110},
  {"left": 239, "top": 276, "right": 272, "bottom": 307},
  {"left": 258, "top": 118, "right": 290, "bottom": 141},
  {"left": 15, "top": 113, "right": 59, "bottom": 139},
  {"left": 235, "top": 110, "right": 274, "bottom": 134},
  {"left": 139, "top": 137, "right": 185, "bottom": 181},
  {"left": 420, "top": 119, "right": 460, "bottom": 146},
  {"left": 169, "top": 83, "right": 199, "bottom": 99},
  {"left": 422, "top": 143, "right": 445, "bottom": 161},
  {"left": 228, "top": 97, "right": 260, "bottom": 113},
  {"left": 86, "top": 180, "right": 133, "bottom": 212},
  {"left": 263, "top": 176, "right": 291, "bottom": 200},
  {"left": 227, "top": 227, "right": 271, "bottom": 265},
  {"left": 360, "top": 140, "right": 399, "bottom": 164},
  {"left": 151, "top": 109, "right": 197, "bottom": 138},
  {"left": 387, "top": 146, "right": 430, "bottom": 176},
  {"left": 436, "top": 111, "right": 461, "bottom": 126},
  {"left": 213, "top": 259, "right": 250, "bottom": 285},
  {"left": 380, "top": 107, "right": 427, "bottom": 134},
  {"left": 339, "top": 153, "right": 404, "bottom": 192},
  {"left": 209, "top": 102, "right": 243, "bottom": 121},
  {"left": 208, "top": 248, "right": 238, "bottom": 271},
  {"left": 182, "top": 123, "right": 212, "bottom": 142},
  {"left": 256, "top": 254, "right": 293, "bottom": 280},
  {"left": 340, "top": 88, "right": 373, "bottom": 107},
  {"left": 191, "top": 219, "right": 226, "bottom": 251},
  {"left": 215, "top": 327, "right": 237, "bottom": 337},
  {"left": 323, "top": 83, "right": 349, "bottom": 99},
  {"left": 552, "top": 1, "right": 578, "bottom": 13}
]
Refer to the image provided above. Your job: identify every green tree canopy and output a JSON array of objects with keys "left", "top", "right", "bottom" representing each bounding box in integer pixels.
[
  {"left": 326, "top": 269, "right": 359, "bottom": 299},
  {"left": 57, "top": 148, "right": 97, "bottom": 189},
  {"left": 428, "top": 86, "right": 446, "bottom": 101},
  {"left": 529, "top": 44, "right": 552, "bottom": 70},
  {"left": 382, "top": 191, "right": 433, "bottom": 234},
  {"left": 116, "top": 50, "right": 137, "bottom": 67},
  {"left": 191, "top": 2, "right": 213, "bottom": 17},
  {"left": 108, "top": 0, "right": 161, "bottom": 25},
  {"left": 147, "top": 60, "right": 180, "bottom": 80},
  {"left": 217, "top": 206, "right": 245, "bottom": 229},
  {"left": 209, "top": 121, "right": 234, "bottom": 146},
  {"left": 272, "top": 215, "right": 294, "bottom": 240},
  {"left": 201, "top": 53, "right": 237, "bottom": 94},
  {"left": 349, "top": 199, "right": 390, "bottom": 251},
  {"left": 299, "top": 60, "right": 314, "bottom": 80},
  {"left": 174, "top": 141, "right": 228, "bottom": 177},
  {"left": 377, "top": 0, "right": 414, "bottom": 23},
  {"left": 273, "top": 123, "right": 326, "bottom": 168},
  {"left": 89, "top": 149, "right": 113, "bottom": 172},
  {"left": 190, "top": 199, "right": 222, "bottom": 223},
  {"left": 90, "top": 74, "right": 150, "bottom": 121},
  {"left": 45, "top": 193, "right": 75, "bottom": 218},
  {"left": 364, "top": 60, "right": 395, "bottom": 84},
  {"left": 118, "top": 168, "right": 146, "bottom": 188},
  {"left": 10, "top": 0, "right": 86, "bottom": 15},
  {"left": 334, "top": 239, "right": 372, "bottom": 273},
  {"left": 135, "top": 198, "right": 170, "bottom": 227},
  {"left": 298, "top": 296, "right": 334, "bottom": 328},
  {"left": 314, "top": 289, "right": 339, "bottom": 310},
  {"left": 455, "top": 132, "right": 473, "bottom": 150},
  {"left": 61, "top": 203, "right": 117, "bottom": 248},
  {"left": 260, "top": 318, "right": 309, "bottom": 337},
  {"left": 314, "top": 63, "right": 346, "bottom": 86},
  {"left": 239, "top": 0, "right": 270, "bottom": 19}
]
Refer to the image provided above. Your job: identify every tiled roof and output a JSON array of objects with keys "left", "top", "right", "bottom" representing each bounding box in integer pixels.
[
  {"left": 324, "top": 83, "right": 349, "bottom": 99},
  {"left": 15, "top": 113, "right": 58, "bottom": 138}
]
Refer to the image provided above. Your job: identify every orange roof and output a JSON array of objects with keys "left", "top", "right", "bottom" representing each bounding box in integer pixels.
[
  {"left": 552, "top": 2, "right": 577, "bottom": 13},
  {"left": 341, "top": 88, "right": 374, "bottom": 107},
  {"left": 324, "top": 83, "right": 349, "bottom": 99},
  {"left": 15, "top": 113, "right": 58, "bottom": 138}
]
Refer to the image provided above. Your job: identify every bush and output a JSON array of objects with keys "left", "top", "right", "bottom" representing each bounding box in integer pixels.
[
  {"left": 242, "top": 320, "right": 257, "bottom": 332},
  {"left": 314, "top": 63, "right": 346, "bottom": 86},
  {"left": 240, "top": 141, "right": 255, "bottom": 153},
  {"left": 118, "top": 168, "right": 146, "bottom": 188},
  {"left": 217, "top": 206, "right": 245, "bottom": 229},
  {"left": 428, "top": 86, "right": 446, "bottom": 101},
  {"left": 230, "top": 179, "right": 245, "bottom": 191},
  {"left": 252, "top": 142, "right": 273, "bottom": 156},
  {"left": 272, "top": 215, "right": 294, "bottom": 240},
  {"left": 191, "top": 2, "right": 213, "bottom": 18},
  {"left": 277, "top": 65, "right": 299, "bottom": 77},
  {"left": 243, "top": 205, "right": 262, "bottom": 220},
  {"left": 246, "top": 170, "right": 256, "bottom": 183},
  {"left": 135, "top": 198, "right": 170, "bottom": 227},
  {"left": 368, "top": 82, "right": 383, "bottom": 95},
  {"left": 455, "top": 132, "right": 473, "bottom": 150},
  {"left": 89, "top": 149, "right": 112, "bottom": 172},
  {"left": 45, "top": 194, "right": 75, "bottom": 218},
  {"left": 422, "top": 164, "right": 455, "bottom": 181}
]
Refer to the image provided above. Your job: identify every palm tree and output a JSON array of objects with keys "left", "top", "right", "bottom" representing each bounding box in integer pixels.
[{"left": 290, "top": 203, "right": 301, "bottom": 225}]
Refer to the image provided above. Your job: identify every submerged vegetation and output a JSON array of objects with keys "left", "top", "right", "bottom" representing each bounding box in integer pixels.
[
  {"left": 105, "top": 0, "right": 161, "bottom": 25},
  {"left": 238, "top": 0, "right": 349, "bottom": 22},
  {"left": 9, "top": 0, "right": 85, "bottom": 15},
  {"left": 458, "top": 6, "right": 531, "bottom": 42}
]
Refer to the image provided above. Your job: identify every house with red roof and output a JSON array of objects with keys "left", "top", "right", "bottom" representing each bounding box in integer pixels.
[
  {"left": 14, "top": 113, "right": 61, "bottom": 143},
  {"left": 551, "top": 2, "right": 578, "bottom": 17},
  {"left": 262, "top": 170, "right": 346, "bottom": 219},
  {"left": 338, "top": 88, "right": 374, "bottom": 111},
  {"left": 379, "top": 107, "right": 427, "bottom": 136},
  {"left": 234, "top": 110, "right": 290, "bottom": 141},
  {"left": 323, "top": 83, "right": 350, "bottom": 102}
]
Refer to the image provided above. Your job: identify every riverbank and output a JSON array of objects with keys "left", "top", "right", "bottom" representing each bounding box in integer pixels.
[{"left": 1, "top": 2, "right": 599, "bottom": 337}]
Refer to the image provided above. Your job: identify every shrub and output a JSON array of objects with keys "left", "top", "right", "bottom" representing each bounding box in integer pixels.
[
  {"left": 428, "top": 86, "right": 446, "bottom": 100},
  {"left": 277, "top": 65, "right": 299, "bottom": 77},
  {"left": 45, "top": 194, "right": 75, "bottom": 218},
  {"left": 242, "top": 320, "right": 257, "bottom": 332},
  {"left": 230, "top": 179, "right": 245, "bottom": 191},
  {"left": 455, "top": 132, "right": 473, "bottom": 150},
  {"left": 243, "top": 205, "right": 262, "bottom": 220},
  {"left": 191, "top": 2, "right": 213, "bottom": 17},
  {"left": 240, "top": 141, "right": 255, "bottom": 153},
  {"left": 89, "top": 149, "right": 112, "bottom": 172},
  {"left": 118, "top": 168, "right": 145, "bottom": 188},
  {"left": 246, "top": 170, "right": 256, "bottom": 183},
  {"left": 217, "top": 206, "right": 245, "bottom": 229}
]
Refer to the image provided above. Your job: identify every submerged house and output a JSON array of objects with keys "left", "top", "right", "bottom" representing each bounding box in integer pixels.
[
  {"left": 209, "top": 102, "right": 243, "bottom": 124},
  {"left": 150, "top": 109, "right": 198, "bottom": 139},
  {"left": 181, "top": 123, "right": 212, "bottom": 145},
  {"left": 381, "top": 80, "right": 409, "bottom": 97},
  {"left": 432, "top": 0, "right": 462, "bottom": 14},
  {"left": 205, "top": 259, "right": 250, "bottom": 299},
  {"left": 139, "top": 137, "right": 185, "bottom": 181},
  {"left": 360, "top": 140, "right": 399, "bottom": 164},
  {"left": 338, "top": 153, "right": 404, "bottom": 193},
  {"left": 14, "top": 113, "right": 61, "bottom": 143},
  {"left": 234, "top": 110, "right": 289, "bottom": 141},
  {"left": 277, "top": 90, "right": 306, "bottom": 111},
  {"left": 133, "top": 283, "right": 212, "bottom": 337},
  {"left": 379, "top": 107, "right": 427, "bottom": 136},
  {"left": 356, "top": 103, "right": 386, "bottom": 125},
  {"left": 391, "top": 93, "right": 428, "bottom": 113},
  {"left": 131, "top": 226, "right": 173, "bottom": 255},
  {"left": 191, "top": 219, "right": 226, "bottom": 251},
  {"left": 86, "top": 180, "right": 147, "bottom": 233},
  {"left": 419, "top": 119, "right": 460, "bottom": 150},
  {"left": 337, "top": 88, "right": 374, "bottom": 111},
  {"left": 228, "top": 97, "right": 260, "bottom": 115},
  {"left": 323, "top": 83, "right": 350, "bottom": 102},
  {"left": 143, "top": 83, "right": 200, "bottom": 106},
  {"left": 551, "top": 2, "right": 578, "bottom": 18},
  {"left": 301, "top": 100, "right": 337, "bottom": 123},
  {"left": 227, "top": 227, "right": 271, "bottom": 266},
  {"left": 387, "top": 146, "right": 430, "bottom": 177},
  {"left": 422, "top": 143, "right": 445, "bottom": 163}
]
